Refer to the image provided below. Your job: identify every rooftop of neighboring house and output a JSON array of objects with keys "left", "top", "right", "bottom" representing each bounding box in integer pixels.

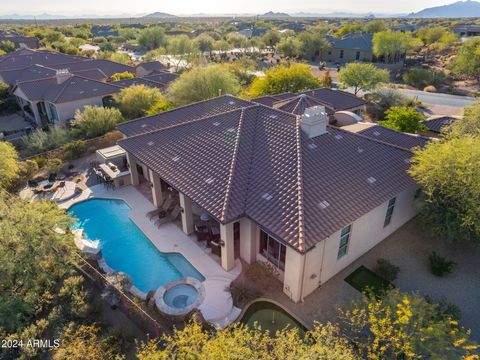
[
  {"left": 326, "top": 32, "right": 374, "bottom": 51},
  {"left": 422, "top": 116, "right": 460, "bottom": 133},
  {"left": 136, "top": 61, "right": 165, "bottom": 73},
  {"left": 341, "top": 122, "right": 431, "bottom": 150},
  {"left": 252, "top": 88, "right": 367, "bottom": 112},
  {"left": 14, "top": 73, "right": 121, "bottom": 104},
  {"left": 0, "top": 35, "right": 39, "bottom": 44},
  {"left": 143, "top": 72, "right": 179, "bottom": 87},
  {"left": 49, "top": 59, "right": 134, "bottom": 78},
  {"left": 117, "top": 95, "right": 416, "bottom": 253},
  {"left": 453, "top": 24, "right": 480, "bottom": 32},
  {"left": 0, "top": 49, "right": 88, "bottom": 71},
  {"left": 111, "top": 77, "right": 165, "bottom": 90}
]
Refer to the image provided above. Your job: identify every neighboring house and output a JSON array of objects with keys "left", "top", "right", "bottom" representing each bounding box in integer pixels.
[
  {"left": 143, "top": 72, "right": 179, "bottom": 88},
  {"left": 13, "top": 71, "right": 121, "bottom": 125},
  {"left": 421, "top": 115, "right": 461, "bottom": 137},
  {"left": 91, "top": 25, "right": 119, "bottom": 37},
  {"left": 116, "top": 94, "right": 421, "bottom": 303},
  {"left": 0, "top": 35, "right": 40, "bottom": 49},
  {"left": 49, "top": 59, "right": 134, "bottom": 78},
  {"left": 321, "top": 32, "right": 374, "bottom": 63},
  {"left": 453, "top": 25, "right": 480, "bottom": 38},
  {"left": 111, "top": 77, "right": 165, "bottom": 90},
  {"left": 135, "top": 61, "right": 165, "bottom": 77}
]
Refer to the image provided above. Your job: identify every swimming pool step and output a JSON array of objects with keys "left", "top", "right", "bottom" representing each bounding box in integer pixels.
[{"left": 211, "top": 306, "right": 242, "bottom": 329}]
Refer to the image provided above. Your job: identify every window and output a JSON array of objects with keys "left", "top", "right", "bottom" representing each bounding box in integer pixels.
[
  {"left": 339, "top": 50, "right": 344, "bottom": 59},
  {"left": 260, "top": 230, "right": 286, "bottom": 270},
  {"left": 356, "top": 51, "right": 360, "bottom": 60},
  {"left": 48, "top": 103, "right": 58, "bottom": 123},
  {"left": 337, "top": 224, "right": 352, "bottom": 259},
  {"left": 384, "top": 197, "right": 396, "bottom": 227}
]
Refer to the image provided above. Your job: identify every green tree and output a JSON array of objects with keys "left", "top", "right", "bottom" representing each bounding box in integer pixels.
[
  {"left": 246, "top": 63, "right": 320, "bottom": 97},
  {"left": 338, "top": 63, "right": 389, "bottom": 95},
  {"left": 0, "top": 142, "right": 19, "bottom": 189},
  {"left": 276, "top": 36, "right": 303, "bottom": 58},
  {"left": 195, "top": 34, "right": 215, "bottom": 54},
  {"left": 226, "top": 33, "right": 249, "bottom": 49},
  {"left": 114, "top": 84, "right": 164, "bottom": 120},
  {"left": 342, "top": 289, "right": 479, "bottom": 359},
  {"left": 298, "top": 32, "right": 329, "bottom": 60},
  {"left": 451, "top": 38, "right": 480, "bottom": 82},
  {"left": 365, "top": 88, "right": 407, "bottom": 121},
  {"left": 365, "top": 20, "right": 387, "bottom": 33},
  {"left": 336, "top": 24, "right": 363, "bottom": 37},
  {"left": 137, "top": 321, "right": 358, "bottom": 359},
  {"left": 380, "top": 106, "right": 426, "bottom": 133},
  {"left": 222, "top": 56, "right": 257, "bottom": 86},
  {"left": 138, "top": 27, "right": 167, "bottom": 50},
  {"left": 373, "top": 30, "right": 417, "bottom": 63},
  {"left": 409, "top": 137, "right": 480, "bottom": 243},
  {"left": 110, "top": 71, "right": 135, "bottom": 81},
  {"left": 166, "top": 35, "right": 198, "bottom": 71},
  {"left": 72, "top": 106, "right": 123, "bottom": 137},
  {"left": 167, "top": 65, "right": 241, "bottom": 106},
  {"left": 444, "top": 102, "right": 480, "bottom": 138},
  {"left": 145, "top": 99, "right": 175, "bottom": 115},
  {"left": 261, "top": 30, "right": 281, "bottom": 48}
]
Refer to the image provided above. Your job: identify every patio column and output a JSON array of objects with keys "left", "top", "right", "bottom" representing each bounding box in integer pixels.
[
  {"left": 220, "top": 222, "right": 235, "bottom": 271},
  {"left": 179, "top": 193, "right": 194, "bottom": 235},
  {"left": 149, "top": 169, "right": 163, "bottom": 208},
  {"left": 126, "top": 152, "right": 139, "bottom": 186},
  {"left": 239, "top": 218, "right": 257, "bottom": 264}
]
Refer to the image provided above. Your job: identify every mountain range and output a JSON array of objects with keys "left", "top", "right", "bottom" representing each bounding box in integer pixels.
[
  {"left": 143, "top": 12, "right": 177, "bottom": 18},
  {"left": 408, "top": 0, "right": 480, "bottom": 17}
]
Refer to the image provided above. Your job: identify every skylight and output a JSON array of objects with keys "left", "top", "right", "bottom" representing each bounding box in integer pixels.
[
  {"left": 262, "top": 193, "right": 273, "bottom": 201},
  {"left": 319, "top": 200, "right": 330, "bottom": 209}
]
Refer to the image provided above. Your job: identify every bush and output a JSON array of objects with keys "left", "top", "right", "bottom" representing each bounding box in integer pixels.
[
  {"left": 62, "top": 140, "right": 87, "bottom": 160},
  {"left": 22, "top": 125, "right": 72, "bottom": 156},
  {"left": 45, "top": 158, "right": 63, "bottom": 174},
  {"left": 365, "top": 88, "right": 406, "bottom": 121},
  {"left": 373, "top": 258, "right": 400, "bottom": 282},
  {"left": 114, "top": 85, "right": 164, "bottom": 119},
  {"left": 32, "top": 156, "right": 47, "bottom": 168},
  {"left": 403, "top": 69, "right": 446, "bottom": 89},
  {"left": 429, "top": 251, "right": 455, "bottom": 277},
  {"left": 423, "top": 85, "right": 437, "bottom": 93},
  {"left": 110, "top": 71, "right": 135, "bottom": 81},
  {"left": 72, "top": 106, "right": 123, "bottom": 138}
]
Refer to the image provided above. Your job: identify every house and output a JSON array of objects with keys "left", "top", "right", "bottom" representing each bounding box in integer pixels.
[
  {"left": 321, "top": 32, "right": 374, "bottom": 63},
  {"left": 453, "top": 25, "right": 480, "bottom": 38},
  {"left": 421, "top": 115, "right": 461, "bottom": 137},
  {"left": 13, "top": 70, "right": 121, "bottom": 125},
  {"left": 0, "top": 35, "right": 40, "bottom": 49},
  {"left": 135, "top": 61, "right": 165, "bottom": 77},
  {"left": 115, "top": 94, "right": 421, "bottom": 303}
]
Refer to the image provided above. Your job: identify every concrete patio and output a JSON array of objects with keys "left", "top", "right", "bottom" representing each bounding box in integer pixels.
[
  {"left": 60, "top": 184, "right": 242, "bottom": 327},
  {"left": 259, "top": 219, "right": 480, "bottom": 341}
]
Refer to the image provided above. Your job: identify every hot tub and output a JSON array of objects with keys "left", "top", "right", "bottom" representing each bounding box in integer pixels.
[{"left": 154, "top": 277, "right": 205, "bottom": 320}]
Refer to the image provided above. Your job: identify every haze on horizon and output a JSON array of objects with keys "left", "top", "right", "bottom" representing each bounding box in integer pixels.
[{"left": 0, "top": 0, "right": 464, "bottom": 16}]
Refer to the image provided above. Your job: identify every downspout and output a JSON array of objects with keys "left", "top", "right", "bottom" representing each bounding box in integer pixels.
[{"left": 319, "top": 236, "right": 328, "bottom": 288}]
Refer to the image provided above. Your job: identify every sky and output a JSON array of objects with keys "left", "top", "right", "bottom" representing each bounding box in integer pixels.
[{"left": 0, "top": 0, "right": 461, "bottom": 16}]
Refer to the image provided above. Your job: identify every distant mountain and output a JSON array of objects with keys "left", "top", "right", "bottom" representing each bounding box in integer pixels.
[
  {"left": 259, "top": 11, "right": 290, "bottom": 18},
  {"left": 290, "top": 11, "right": 405, "bottom": 18},
  {"left": 143, "top": 12, "right": 177, "bottom": 18},
  {"left": 408, "top": 0, "right": 480, "bottom": 18}
]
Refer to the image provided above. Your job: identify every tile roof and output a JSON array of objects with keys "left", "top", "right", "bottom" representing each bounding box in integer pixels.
[
  {"left": 253, "top": 88, "right": 366, "bottom": 112},
  {"left": 49, "top": 59, "right": 134, "bottom": 77},
  {"left": 118, "top": 96, "right": 416, "bottom": 253},
  {"left": 326, "top": 32, "right": 373, "bottom": 51},
  {"left": 272, "top": 93, "right": 335, "bottom": 117},
  {"left": 0, "top": 50, "right": 88, "bottom": 71},
  {"left": 136, "top": 61, "right": 165, "bottom": 72},
  {"left": 0, "top": 64, "right": 57, "bottom": 86},
  {"left": 143, "top": 72, "right": 179, "bottom": 86},
  {"left": 15, "top": 75, "right": 121, "bottom": 103},
  {"left": 111, "top": 77, "right": 165, "bottom": 90},
  {"left": 117, "top": 95, "right": 253, "bottom": 137},
  {"left": 423, "top": 116, "right": 458, "bottom": 133},
  {"left": 356, "top": 124, "right": 430, "bottom": 150}
]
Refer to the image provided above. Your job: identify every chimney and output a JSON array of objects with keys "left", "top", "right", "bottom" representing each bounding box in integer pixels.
[
  {"left": 55, "top": 69, "right": 71, "bottom": 84},
  {"left": 301, "top": 106, "right": 328, "bottom": 138}
]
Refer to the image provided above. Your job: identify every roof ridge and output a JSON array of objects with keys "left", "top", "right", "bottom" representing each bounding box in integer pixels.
[
  {"left": 331, "top": 125, "right": 415, "bottom": 153},
  {"left": 295, "top": 115, "right": 306, "bottom": 253},
  {"left": 220, "top": 108, "right": 246, "bottom": 222},
  {"left": 117, "top": 94, "right": 254, "bottom": 131},
  {"left": 53, "top": 75, "right": 75, "bottom": 102}
]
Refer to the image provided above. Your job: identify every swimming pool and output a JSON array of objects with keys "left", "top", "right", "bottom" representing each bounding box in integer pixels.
[{"left": 69, "top": 198, "right": 204, "bottom": 293}]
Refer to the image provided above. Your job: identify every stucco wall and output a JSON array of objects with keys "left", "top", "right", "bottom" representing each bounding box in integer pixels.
[
  {"left": 53, "top": 96, "right": 105, "bottom": 123},
  {"left": 321, "top": 48, "right": 373, "bottom": 63}
]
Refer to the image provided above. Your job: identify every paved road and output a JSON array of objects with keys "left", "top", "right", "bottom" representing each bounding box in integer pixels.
[{"left": 397, "top": 89, "right": 476, "bottom": 108}]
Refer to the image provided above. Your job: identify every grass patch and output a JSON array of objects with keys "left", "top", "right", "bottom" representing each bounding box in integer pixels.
[{"left": 345, "top": 266, "right": 393, "bottom": 296}]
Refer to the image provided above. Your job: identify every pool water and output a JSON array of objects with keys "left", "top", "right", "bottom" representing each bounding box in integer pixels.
[
  {"left": 163, "top": 284, "right": 198, "bottom": 308},
  {"left": 69, "top": 198, "right": 204, "bottom": 293},
  {"left": 241, "top": 301, "right": 307, "bottom": 335}
]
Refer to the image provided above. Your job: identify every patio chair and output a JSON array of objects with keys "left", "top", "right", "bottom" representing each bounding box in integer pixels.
[
  {"left": 147, "top": 197, "right": 173, "bottom": 220},
  {"left": 145, "top": 198, "right": 166, "bottom": 219},
  {"left": 154, "top": 205, "right": 182, "bottom": 227}
]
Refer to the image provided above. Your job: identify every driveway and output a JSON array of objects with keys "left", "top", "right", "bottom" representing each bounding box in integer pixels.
[{"left": 263, "top": 219, "right": 480, "bottom": 341}]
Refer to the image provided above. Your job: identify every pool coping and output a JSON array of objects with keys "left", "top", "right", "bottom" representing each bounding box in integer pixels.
[
  {"left": 60, "top": 184, "right": 242, "bottom": 326},
  {"left": 238, "top": 297, "right": 312, "bottom": 331}
]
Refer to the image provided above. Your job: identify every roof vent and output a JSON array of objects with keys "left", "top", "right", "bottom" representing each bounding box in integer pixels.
[
  {"left": 147, "top": 141, "right": 154, "bottom": 146},
  {"left": 172, "top": 156, "right": 180, "bottom": 162},
  {"left": 404, "top": 158, "right": 410, "bottom": 164},
  {"left": 55, "top": 69, "right": 71, "bottom": 84},
  {"left": 228, "top": 101, "right": 235, "bottom": 105},
  {"left": 205, "top": 178, "right": 214, "bottom": 184},
  {"left": 335, "top": 134, "right": 343, "bottom": 140},
  {"left": 269, "top": 114, "right": 278, "bottom": 119},
  {"left": 357, "top": 147, "right": 364, "bottom": 153},
  {"left": 227, "top": 128, "right": 235, "bottom": 133},
  {"left": 141, "top": 124, "right": 147, "bottom": 128},
  {"left": 373, "top": 131, "right": 381, "bottom": 136},
  {"left": 213, "top": 122, "right": 220, "bottom": 126},
  {"left": 262, "top": 192, "right": 273, "bottom": 201},
  {"left": 308, "top": 143, "right": 317, "bottom": 149},
  {"left": 301, "top": 106, "right": 328, "bottom": 138},
  {"left": 367, "top": 176, "right": 376, "bottom": 184},
  {"left": 319, "top": 200, "right": 330, "bottom": 209}
]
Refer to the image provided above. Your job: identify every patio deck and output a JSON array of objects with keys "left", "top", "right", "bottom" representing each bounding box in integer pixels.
[
  {"left": 254, "top": 219, "right": 480, "bottom": 341},
  {"left": 59, "top": 184, "right": 242, "bottom": 326}
]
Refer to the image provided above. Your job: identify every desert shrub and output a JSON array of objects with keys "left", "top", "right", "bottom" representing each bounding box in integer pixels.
[
  {"left": 373, "top": 258, "right": 400, "bottom": 282},
  {"left": 22, "top": 125, "right": 72, "bottom": 156},
  {"left": 423, "top": 85, "right": 437, "bottom": 92},
  {"left": 62, "top": 140, "right": 87, "bottom": 160},
  {"left": 429, "top": 251, "right": 455, "bottom": 277},
  {"left": 72, "top": 106, "right": 123, "bottom": 138},
  {"left": 32, "top": 156, "right": 47, "bottom": 168},
  {"left": 403, "top": 69, "right": 446, "bottom": 89},
  {"left": 45, "top": 158, "right": 63, "bottom": 174},
  {"left": 365, "top": 88, "right": 406, "bottom": 121}
]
